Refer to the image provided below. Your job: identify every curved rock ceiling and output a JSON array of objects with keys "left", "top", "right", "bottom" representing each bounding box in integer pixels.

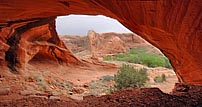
[{"left": 0, "top": 0, "right": 202, "bottom": 84}]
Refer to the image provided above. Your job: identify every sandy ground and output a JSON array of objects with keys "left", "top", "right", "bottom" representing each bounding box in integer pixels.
[{"left": 0, "top": 57, "right": 178, "bottom": 102}]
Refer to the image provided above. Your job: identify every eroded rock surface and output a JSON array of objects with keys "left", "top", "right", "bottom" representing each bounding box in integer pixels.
[
  {"left": 0, "top": 17, "right": 82, "bottom": 72},
  {"left": 0, "top": 0, "right": 202, "bottom": 84}
]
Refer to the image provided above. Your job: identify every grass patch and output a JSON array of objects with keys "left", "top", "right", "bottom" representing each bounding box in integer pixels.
[{"left": 104, "top": 48, "right": 172, "bottom": 68}]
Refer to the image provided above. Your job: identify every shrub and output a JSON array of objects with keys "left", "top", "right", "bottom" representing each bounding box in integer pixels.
[
  {"left": 103, "top": 48, "right": 172, "bottom": 69},
  {"left": 103, "top": 56, "right": 113, "bottom": 61},
  {"left": 114, "top": 64, "right": 149, "bottom": 89},
  {"left": 154, "top": 74, "right": 166, "bottom": 83},
  {"left": 100, "top": 75, "right": 114, "bottom": 82},
  {"left": 32, "top": 75, "right": 51, "bottom": 91},
  {"left": 88, "top": 79, "right": 114, "bottom": 96}
]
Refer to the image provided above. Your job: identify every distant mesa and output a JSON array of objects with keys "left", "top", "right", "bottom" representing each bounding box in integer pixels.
[{"left": 60, "top": 30, "right": 162, "bottom": 57}]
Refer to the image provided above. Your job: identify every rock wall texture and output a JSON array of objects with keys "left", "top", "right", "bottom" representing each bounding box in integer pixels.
[
  {"left": 0, "top": 0, "right": 201, "bottom": 84},
  {"left": 0, "top": 17, "right": 82, "bottom": 73},
  {"left": 87, "top": 30, "right": 128, "bottom": 55}
]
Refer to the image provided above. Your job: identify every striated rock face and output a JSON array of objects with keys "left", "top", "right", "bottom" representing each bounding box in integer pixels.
[
  {"left": 89, "top": 30, "right": 162, "bottom": 56},
  {"left": 0, "top": 0, "right": 202, "bottom": 84},
  {"left": 60, "top": 35, "right": 88, "bottom": 53},
  {"left": 87, "top": 30, "right": 128, "bottom": 55},
  {"left": 0, "top": 17, "right": 81, "bottom": 72}
]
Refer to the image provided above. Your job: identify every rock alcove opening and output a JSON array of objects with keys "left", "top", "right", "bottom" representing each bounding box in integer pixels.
[
  {"left": 0, "top": 1, "right": 202, "bottom": 105},
  {"left": 55, "top": 14, "right": 177, "bottom": 94}
]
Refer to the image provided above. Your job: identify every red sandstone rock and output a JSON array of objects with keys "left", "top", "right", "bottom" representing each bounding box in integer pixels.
[
  {"left": 60, "top": 35, "right": 87, "bottom": 53},
  {"left": 61, "top": 30, "right": 161, "bottom": 56},
  {"left": 88, "top": 30, "right": 128, "bottom": 55},
  {"left": 0, "top": 0, "right": 201, "bottom": 84},
  {"left": 0, "top": 17, "right": 82, "bottom": 72},
  {"left": 1, "top": 85, "right": 202, "bottom": 107},
  {"left": 0, "top": 88, "right": 10, "bottom": 96},
  {"left": 72, "top": 87, "right": 85, "bottom": 94}
]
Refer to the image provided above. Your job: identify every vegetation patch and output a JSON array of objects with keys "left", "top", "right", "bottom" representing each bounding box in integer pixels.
[
  {"left": 99, "top": 75, "right": 114, "bottom": 82},
  {"left": 104, "top": 48, "right": 172, "bottom": 68},
  {"left": 154, "top": 74, "right": 166, "bottom": 83},
  {"left": 86, "top": 64, "right": 151, "bottom": 95},
  {"left": 33, "top": 75, "right": 50, "bottom": 91},
  {"left": 113, "top": 64, "right": 149, "bottom": 90},
  {"left": 87, "top": 78, "right": 114, "bottom": 96}
]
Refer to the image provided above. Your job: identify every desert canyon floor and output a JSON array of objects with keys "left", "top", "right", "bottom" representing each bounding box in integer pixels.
[{"left": 0, "top": 32, "right": 202, "bottom": 107}]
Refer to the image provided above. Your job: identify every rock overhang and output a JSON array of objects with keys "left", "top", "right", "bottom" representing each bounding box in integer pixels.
[{"left": 0, "top": 0, "right": 202, "bottom": 84}]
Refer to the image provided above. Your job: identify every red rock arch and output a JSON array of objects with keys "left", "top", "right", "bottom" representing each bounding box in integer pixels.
[{"left": 0, "top": 0, "right": 201, "bottom": 84}]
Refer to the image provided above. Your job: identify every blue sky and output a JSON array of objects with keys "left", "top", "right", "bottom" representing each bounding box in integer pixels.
[{"left": 56, "top": 15, "right": 132, "bottom": 35}]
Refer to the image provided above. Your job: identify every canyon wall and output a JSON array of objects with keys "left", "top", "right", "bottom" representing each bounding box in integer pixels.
[{"left": 0, "top": 0, "right": 201, "bottom": 84}]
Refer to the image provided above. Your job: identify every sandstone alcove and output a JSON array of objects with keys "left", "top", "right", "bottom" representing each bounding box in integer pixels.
[
  {"left": 1, "top": 0, "right": 201, "bottom": 84},
  {"left": 0, "top": 0, "right": 202, "bottom": 106}
]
